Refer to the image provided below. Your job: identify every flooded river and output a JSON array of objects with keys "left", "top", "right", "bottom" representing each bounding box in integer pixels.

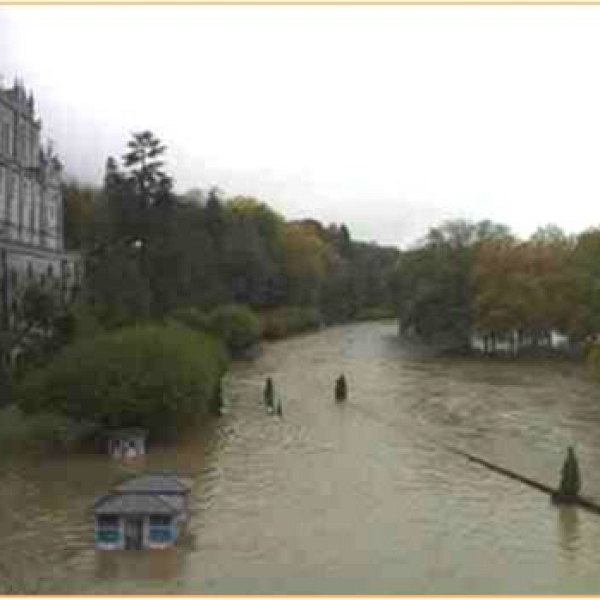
[{"left": 3, "top": 320, "right": 600, "bottom": 593}]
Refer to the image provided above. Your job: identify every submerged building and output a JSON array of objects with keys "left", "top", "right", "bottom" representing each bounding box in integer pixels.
[
  {"left": 94, "top": 474, "right": 193, "bottom": 550},
  {"left": 0, "top": 78, "right": 81, "bottom": 328}
]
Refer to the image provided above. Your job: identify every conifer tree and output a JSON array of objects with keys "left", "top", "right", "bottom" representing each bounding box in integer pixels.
[
  {"left": 558, "top": 446, "right": 581, "bottom": 500},
  {"left": 335, "top": 374, "right": 347, "bottom": 401},
  {"left": 264, "top": 377, "right": 274, "bottom": 411}
]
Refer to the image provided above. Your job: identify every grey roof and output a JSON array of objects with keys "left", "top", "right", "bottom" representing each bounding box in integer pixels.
[
  {"left": 94, "top": 493, "right": 178, "bottom": 516},
  {"left": 115, "top": 474, "right": 192, "bottom": 494}
]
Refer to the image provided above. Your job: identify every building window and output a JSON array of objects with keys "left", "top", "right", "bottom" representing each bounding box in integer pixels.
[
  {"left": 18, "top": 123, "right": 26, "bottom": 162},
  {"left": 96, "top": 515, "right": 121, "bottom": 545},
  {"left": 149, "top": 515, "right": 171, "bottom": 527},
  {"left": 97, "top": 515, "right": 119, "bottom": 528},
  {"left": 6, "top": 173, "right": 14, "bottom": 206},
  {"left": 148, "top": 515, "right": 172, "bottom": 543},
  {"left": 29, "top": 132, "right": 35, "bottom": 166},
  {"left": 1, "top": 122, "right": 10, "bottom": 156},
  {"left": 29, "top": 199, "right": 35, "bottom": 234},
  {"left": 17, "top": 179, "right": 24, "bottom": 234}
]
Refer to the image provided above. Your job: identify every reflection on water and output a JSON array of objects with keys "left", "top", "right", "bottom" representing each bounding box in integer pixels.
[
  {"left": 3, "top": 321, "right": 600, "bottom": 593},
  {"left": 558, "top": 506, "right": 580, "bottom": 562}
]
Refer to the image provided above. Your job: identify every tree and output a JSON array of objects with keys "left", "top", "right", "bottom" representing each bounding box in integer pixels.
[
  {"left": 474, "top": 238, "right": 523, "bottom": 353},
  {"left": 335, "top": 374, "right": 347, "bottom": 401},
  {"left": 86, "top": 132, "right": 178, "bottom": 324},
  {"left": 18, "top": 323, "right": 228, "bottom": 436},
  {"left": 0, "top": 283, "right": 63, "bottom": 369},
  {"left": 121, "top": 131, "right": 174, "bottom": 286},
  {"left": 264, "top": 377, "right": 274, "bottom": 410},
  {"left": 569, "top": 228, "right": 600, "bottom": 340},
  {"left": 62, "top": 180, "right": 98, "bottom": 250},
  {"left": 284, "top": 222, "right": 328, "bottom": 306},
  {"left": 206, "top": 304, "right": 262, "bottom": 356},
  {"left": 122, "top": 130, "right": 172, "bottom": 206},
  {"left": 557, "top": 446, "right": 581, "bottom": 501},
  {"left": 396, "top": 219, "right": 515, "bottom": 349}
]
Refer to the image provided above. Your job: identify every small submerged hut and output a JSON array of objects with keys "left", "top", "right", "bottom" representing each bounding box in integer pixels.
[
  {"left": 94, "top": 474, "right": 192, "bottom": 550},
  {"left": 105, "top": 428, "right": 148, "bottom": 459}
]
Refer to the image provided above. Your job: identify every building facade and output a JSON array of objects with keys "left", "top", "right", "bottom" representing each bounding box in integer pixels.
[{"left": 0, "top": 79, "right": 81, "bottom": 328}]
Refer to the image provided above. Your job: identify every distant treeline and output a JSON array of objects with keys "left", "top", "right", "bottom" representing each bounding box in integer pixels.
[
  {"left": 394, "top": 219, "right": 600, "bottom": 355},
  {"left": 63, "top": 131, "right": 399, "bottom": 333}
]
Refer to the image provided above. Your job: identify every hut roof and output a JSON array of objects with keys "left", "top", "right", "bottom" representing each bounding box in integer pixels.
[
  {"left": 94, "top": 493, "right": 178, "bottom": 516},
  {"left": 115, "top": 474, "right": 192, "bottom": 494}
]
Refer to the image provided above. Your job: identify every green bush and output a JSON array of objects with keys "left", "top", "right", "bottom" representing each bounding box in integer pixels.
[
  {"left": 17, "top": 323, "right": 228, "bottom": 436},
  {"left": 206, "top": 304, "right": 262, "bottom": 356},
  {"left": 260, "top": 306, "right": 322, "bottom": 340}
]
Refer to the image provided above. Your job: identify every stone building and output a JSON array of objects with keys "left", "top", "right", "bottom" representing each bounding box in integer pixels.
[{"left": 0, "top": 78, "right": 81, "bottom": 329}]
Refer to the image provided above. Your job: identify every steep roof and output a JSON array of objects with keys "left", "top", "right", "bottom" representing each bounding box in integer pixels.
[
  {"left": 94, "top": 493, "right": 177, "bottom": 516},
  {"left": 115, "top": 474, "right": 192, "bottom": 494}
]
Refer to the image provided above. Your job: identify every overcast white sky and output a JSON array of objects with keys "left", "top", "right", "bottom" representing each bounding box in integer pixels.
[{"left": 2, "top": 6, "right": 600, "bottom": 247}]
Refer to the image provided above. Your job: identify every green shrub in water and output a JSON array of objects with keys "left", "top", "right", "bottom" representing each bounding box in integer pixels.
[
  {"left": 17, "top": 322, "right": 228, "bottom": 436},
  {"left": 206, "top": 304, "right": 262, "bottom": 356}
]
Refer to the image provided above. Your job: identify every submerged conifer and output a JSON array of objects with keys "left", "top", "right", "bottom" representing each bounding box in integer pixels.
[
  {"left": 557, "top": 446, "right": 581, "bottom": 501},
  {"left": 335, "top": 375, "right": 347, "bottom": 402},
  {"left": 264, "top": 377, "right": 274, "bottom": 411}
]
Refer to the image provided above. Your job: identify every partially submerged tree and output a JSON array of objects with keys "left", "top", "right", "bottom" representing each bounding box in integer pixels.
[
  {"left": 18, "top": 323, "right": 228, "bottom": 436},
  {"left": 207, "top": 304, "right": 261, "bottom": 356},
  {"left": 335, "top": 374, "right": 347, "bottom": 402},
  {"left": 264, "top": 377, "right": 274, "bottom": 411},
  {"left": 556, "top": 446, "right": 581, "bottom": 502}
]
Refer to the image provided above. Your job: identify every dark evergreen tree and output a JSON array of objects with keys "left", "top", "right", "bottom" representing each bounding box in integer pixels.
[
  {"left": 122, "top": 130, "right": 172, "bottom": 207},
  {"left": 335, "top": 374, "right": 347, "bottom": 401},
  {"left": 264, "top": 377, "right": 274, "bottom": 411},
  {"left": 558, "top": 446, "right": 581, "bottom": 500}
]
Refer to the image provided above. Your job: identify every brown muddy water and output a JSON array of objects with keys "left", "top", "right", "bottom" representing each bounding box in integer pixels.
[{"left": 3, "top": 320, "right": 600, "bottom": 594}]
